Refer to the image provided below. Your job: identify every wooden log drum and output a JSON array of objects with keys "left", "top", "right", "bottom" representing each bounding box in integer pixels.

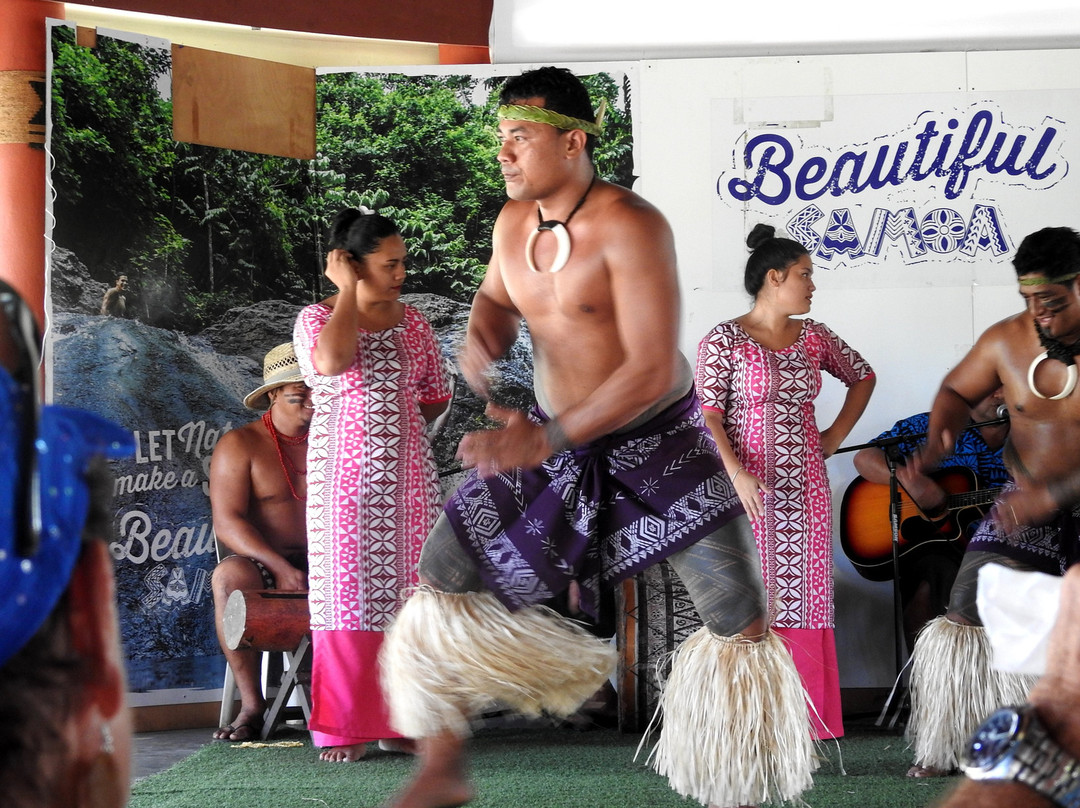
[{"left": 223, "top": 589, "right": 309, "bottom": 652}]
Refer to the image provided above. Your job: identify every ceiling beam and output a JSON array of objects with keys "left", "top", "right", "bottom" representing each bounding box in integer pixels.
[{"left": 69, "top": 0, "right": 493, "bottom": 47}]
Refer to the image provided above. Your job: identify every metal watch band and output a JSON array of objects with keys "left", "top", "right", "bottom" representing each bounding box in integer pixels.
[{"left": 1012, "top": 713, "right": 1080, "bottom": 808}]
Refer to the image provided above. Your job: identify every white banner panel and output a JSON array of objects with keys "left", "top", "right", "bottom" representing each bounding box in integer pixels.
[{"left": 640, "top": 53, "right": 1080, "bottom": 687}]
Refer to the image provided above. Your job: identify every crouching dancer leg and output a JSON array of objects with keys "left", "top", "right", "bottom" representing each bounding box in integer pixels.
[
  {"left": 907, "top": 522, "right": 1067, "bottom": 776},
  {"left": 645, "top": 529, "right": 817, "bottom": 807},
  {"left": 381, "top": 521, "right": 618, "bottom": 808}
]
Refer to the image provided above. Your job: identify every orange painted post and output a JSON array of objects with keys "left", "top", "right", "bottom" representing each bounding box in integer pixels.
[
  {"left": 0, "top": 0, "right": 65, "bottom": 329},
  {"left": 438, "top": 44, "right": 491, "bottom": 65}
]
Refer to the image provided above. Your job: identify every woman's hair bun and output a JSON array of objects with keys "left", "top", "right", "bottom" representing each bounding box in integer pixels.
[
  {"left": 330, "top": 208, "right": 362, "bottom": 240},
  {"left": 746, "top": 223, "right": 777, "bottom": 251}
]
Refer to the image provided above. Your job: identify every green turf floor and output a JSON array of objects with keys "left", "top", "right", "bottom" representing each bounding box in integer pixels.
[{"left": 129, "top": 721, "right": 961, "bottom": 808}]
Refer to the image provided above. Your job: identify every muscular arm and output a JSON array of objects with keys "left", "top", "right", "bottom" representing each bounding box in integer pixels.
[
  {"left": 459, "top": 245, "right": 522, "bottom": 397},
  {"left": 922, "top": 331, "right": 1004, "bottom": 470},
  {"left": 209, "top": 431, "right": 305, "bottom": 591},
  {"left": 913, "top": 322, "right": 1069, "bottom": 529},
  {"left": 552, "top": 201, "right": 682, "bottom": 445}
]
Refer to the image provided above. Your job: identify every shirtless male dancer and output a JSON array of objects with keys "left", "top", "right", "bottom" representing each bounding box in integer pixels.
[
  {"left": 379, "top": 66, "right": 816, "bottom": 808},
  {"left": 210, "top": 342, "right": 311, "bottom": 742},
  {"left": 905, "top": 227, "right": 1080, "bottom": 777},
  {"left": 852, "top": 390, "right": 1009, "bottom": 653}
]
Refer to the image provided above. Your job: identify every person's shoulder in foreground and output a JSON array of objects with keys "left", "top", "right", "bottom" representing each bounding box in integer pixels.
[
  {"left": 933, "top": 562, "right": 1080, "bottom": 808},
  {"left": 0, "top": 280, "right": 135, "bottom": 808}
]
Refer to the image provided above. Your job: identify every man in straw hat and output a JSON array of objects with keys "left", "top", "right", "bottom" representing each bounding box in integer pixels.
[
  {"left": 209, "top": 342, "right": 312, "bottom": 741},
  {"left": 380, "top": 66, "right": 814, "bottom": 808}
]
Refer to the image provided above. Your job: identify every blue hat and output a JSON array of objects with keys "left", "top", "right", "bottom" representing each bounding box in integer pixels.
[{"left": 0, "top": 283, "right": 134, "bottom": 668}]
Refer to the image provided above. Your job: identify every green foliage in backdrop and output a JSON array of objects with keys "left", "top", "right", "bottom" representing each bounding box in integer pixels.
[{"left": 49, "top": 26, "right": 634, "bottom": 331}]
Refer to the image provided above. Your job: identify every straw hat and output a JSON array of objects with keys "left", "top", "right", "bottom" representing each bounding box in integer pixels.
[{"left": 243, "top": 342, "right": 304, "bottom": 410}]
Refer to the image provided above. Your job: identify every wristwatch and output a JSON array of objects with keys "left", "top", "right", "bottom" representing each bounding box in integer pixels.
[{"left": 962, "top": 704, "right": 1080, "bottom": 807}]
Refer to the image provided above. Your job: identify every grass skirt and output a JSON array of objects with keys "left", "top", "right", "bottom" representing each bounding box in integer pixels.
[
  {"left": 380, "top": 586, "right": 618, "bottom": 739},
  {"left": 642, "top": 626, "right": 817, "bottom": 807},
  {"left": 907, "top": 616, "right": 1037, "bottom": 770}
]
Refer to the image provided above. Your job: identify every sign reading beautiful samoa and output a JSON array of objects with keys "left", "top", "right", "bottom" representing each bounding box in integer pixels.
[{"left": 716, "top": 98, "right": 1068, "bottom": 269}]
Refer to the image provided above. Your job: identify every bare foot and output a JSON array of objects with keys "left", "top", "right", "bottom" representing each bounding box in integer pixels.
[
  {"left": 213, "top": 709, "right": 263, "bottom": 741},
  {"left": 213, "top": 724, "right": 236, "bottom": 741},
  {"left": 319, "top": 743, "right": 368, "bottom": 762},
  {"left": 379, "top": 738, "right": 418, "bottom": 755},
  {"left": 907, "top": 763, "right": 952, "bottom": 777},
  {"left": 383, "top": 769, "right": 474, "bottom": 808}
]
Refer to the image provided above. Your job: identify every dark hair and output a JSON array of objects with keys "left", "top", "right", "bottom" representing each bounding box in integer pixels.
[
  {"left": 1013, "top": 226, "right": 1080, "bottom": 281},
  {"left": 743, "top": 223, "right": 809, "bottom": 297},
  {"left": 0, "top": 459, "right": 113, "bottom": 806},
  {"left": 327, "top": 209, "right": 401, "bottom": 265},
  {"left": 499, "top": 66, "right": 597, "bottom": 157}
]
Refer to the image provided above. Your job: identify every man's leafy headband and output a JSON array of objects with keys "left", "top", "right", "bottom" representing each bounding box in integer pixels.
[
  {"left": 1019, "top": 271, "right": 1080, "bottom": 286},
  {"left": 497, "top": 102, "right": 606, "bottom": 136}
]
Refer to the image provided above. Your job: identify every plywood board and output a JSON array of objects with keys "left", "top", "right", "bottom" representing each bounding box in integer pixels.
[{"left": 172, "top": 44, "right": 315, "bottom": 159}]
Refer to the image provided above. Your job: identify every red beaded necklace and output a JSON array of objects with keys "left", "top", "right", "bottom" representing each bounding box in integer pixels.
[{"left": 262, "top": 410, "right": 308, "bottom": 500}]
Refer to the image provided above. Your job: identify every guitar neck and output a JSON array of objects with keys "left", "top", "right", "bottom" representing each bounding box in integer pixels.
[{"left": 944, "top": 487, "right": 1002, "bottom": 511}]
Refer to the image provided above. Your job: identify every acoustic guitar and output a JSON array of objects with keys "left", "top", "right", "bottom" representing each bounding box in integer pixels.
[{"left": 839, "top": 468, "right": 1002, "bottom": 582}]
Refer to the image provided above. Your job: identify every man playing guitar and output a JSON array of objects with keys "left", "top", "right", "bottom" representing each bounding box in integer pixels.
[
  {"left": 851, "top": 389, "right": 1009, "bottom": 654},
  {"left": 884, "top": 227, "right": 1080, "bottom": 781}
]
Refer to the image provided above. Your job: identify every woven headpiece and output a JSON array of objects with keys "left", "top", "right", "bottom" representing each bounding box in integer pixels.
[{"left": 497, "top": 102, "right": 606, "bottom": 136}]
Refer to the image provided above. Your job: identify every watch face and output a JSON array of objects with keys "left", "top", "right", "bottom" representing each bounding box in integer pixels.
[{"left": 967, "top": 707, "right": 1022, "bottom": 769}]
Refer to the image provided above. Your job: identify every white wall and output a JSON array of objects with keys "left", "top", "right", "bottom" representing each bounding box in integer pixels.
[
  {"left": 635, "top": 50, "right": 1080, "bottom": 687},
  {"left": 494, "top": 0, "right": 1080, "bottom": 63},
  {"left": 491, "top": 0, "right": 1080, "bottom": 62}
]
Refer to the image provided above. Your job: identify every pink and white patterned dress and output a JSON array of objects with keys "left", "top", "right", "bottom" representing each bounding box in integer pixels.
[
  {"left": 294, "top": 302, "right": 451, "bottom": 745},
  {"left": 695, "top": 317, "right": 873, "bottom": 739}
]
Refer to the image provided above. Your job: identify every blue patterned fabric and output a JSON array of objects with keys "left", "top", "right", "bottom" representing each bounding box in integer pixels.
[
  {"left": 0, "top": 367, "right": 133, "bottom": 667},
  {"left": 871, "top": 412, "right": 1010, "bottom": 488}
]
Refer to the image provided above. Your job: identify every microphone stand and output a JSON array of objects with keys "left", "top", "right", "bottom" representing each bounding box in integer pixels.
[
  {"left": 834, "top": 432, "right": 909, "bottom": 727},
  {"left": 834, "top": 415, "right": 1008, "bottom": 729}
]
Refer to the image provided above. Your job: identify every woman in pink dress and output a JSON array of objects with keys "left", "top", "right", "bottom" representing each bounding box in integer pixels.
[
  {"left": 694, "top": 223, "right": 875, "bottom": 740},
  {"left": 294, "top": 208, "right": 452, "bottom": 762}
]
